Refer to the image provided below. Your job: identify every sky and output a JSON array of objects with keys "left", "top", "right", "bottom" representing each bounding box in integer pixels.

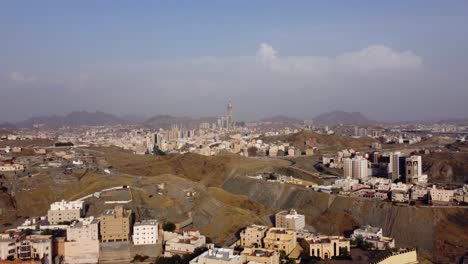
[{"left": 1, "top": 1, "right": 468, "bottom": 122}]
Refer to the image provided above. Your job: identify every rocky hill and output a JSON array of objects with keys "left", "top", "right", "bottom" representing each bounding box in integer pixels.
[
  {"left": 13, "top": 111, "right": 128, "bottom": 128},
  {"left": 423, "top": 152, "right": 468, "bottom": 184},
  {"left": 313, "top": 110, "right": 376, "bottom": 126}
]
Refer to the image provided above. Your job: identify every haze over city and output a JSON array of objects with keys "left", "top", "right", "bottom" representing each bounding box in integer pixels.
[
  {"left": 2, "top": 2, "right": 468, "bottom": 264},
  {"left": 1, "top": 1, "right": 468, "bottom": 123}
]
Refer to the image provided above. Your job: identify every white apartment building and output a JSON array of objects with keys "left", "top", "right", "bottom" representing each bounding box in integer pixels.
[
  {"left": 164, "top": 229, "right": 207, "bottom": 257},
  {"left": 333, "top": 177, "right": 359, "bottom": 191},
  {"left": 64, "top": 217, "right": 100, "bottom": 264},
  {"left": 275, "top": 209, "right": 305, "bottom": 230},
  {"left": 133, "top": 219, "right": 159, "bottom": 245},
  {"left": 429, "top": 185, "right": 455, "bottom": 203},
  {"left": 190, "top": 248, "right": 242, "bottom": 264},
  {"left": 390, "top": 152, "right": 401, "bottom": 181},
  {"left": 48, "top": 200, "right": 84, "bottom": 224},
  {"left": 344, "top": 156, "right": 369, "bottom": 180}
]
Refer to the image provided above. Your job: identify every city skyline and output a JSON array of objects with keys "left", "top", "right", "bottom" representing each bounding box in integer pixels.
[{"left": 1, "top": 1, "right": 468, "bottom": 122}]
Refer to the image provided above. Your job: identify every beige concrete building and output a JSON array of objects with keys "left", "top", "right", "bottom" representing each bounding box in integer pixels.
[
  {"left": 263, "top": 228, "right": 297, "bottom": 255},
  {"left": 190, "top": 248, "right": 241, "bottom": 264},
  {"left": 47, "top": 200, "right": 84, "bottom": 224},
  {"left": 64, "top": 217, "right": 100, "bottom": 263},
  {"left": 275, "top": 209, "right": 305, "bottom": 231},
  {"left": 100, "top": 206, "right": 132, "bottom": 242},
  {"left": 302, "top": 235, "right": 350, "bottom": 260},
  {"left": 164, "top": 229, "right": 206, "bottom": 257},
  {"left": 241, "top": 247, "right": 279, "bottom": 264},
  {"left": 240, "top": 225, "right": 268, "bottom": 248}
]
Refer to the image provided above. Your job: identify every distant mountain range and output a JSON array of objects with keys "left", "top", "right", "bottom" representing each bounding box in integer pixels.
[
  {"left": 1, "top": 111, "right": 128, "bottom": 128},
  {"left": 312, "top": 110, "right": 376, "bottom": 126},
  {"left": 1, "top": 110, "right": 467, "bottom": 129}
]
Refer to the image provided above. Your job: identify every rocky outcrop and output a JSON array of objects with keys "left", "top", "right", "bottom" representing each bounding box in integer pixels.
[{"left": 222, "top": 176, "right": 468, "bottom": 263}]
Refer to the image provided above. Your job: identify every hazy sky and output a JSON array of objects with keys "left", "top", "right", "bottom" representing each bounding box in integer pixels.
[{"left": 1, "top": 1, "right": 468, "bottom": 122}]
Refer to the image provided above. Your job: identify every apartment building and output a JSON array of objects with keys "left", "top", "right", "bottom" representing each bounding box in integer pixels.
[
  {"left": 190, "top": 248, "right": 241, "bottom": 264},
  {"left": 100, "top": 206, "right": 133, "bottom": 242},
  {"left": 344, "top": 156, "right": 369, "bottom": 180},
  {"left": 263, "top": 228, "right": 297, "bottom": 255},
  {"left": 240, "top": 247, "right": 279, "bottom": 264},
  {"left": 302, "top": 235, "right": 350, "bottom": 260},
  {"left": 64, "top": 217, "right": 100, "bottom": 264},
  {"left": 164, "top": 229, "right": 206, "bottom": 257},
  {"left": 133, "top": 219, "right": 159, "bottom": 245},
  {"left": 275, "top": 209, "right": 305, "bottom": 231},
  {"left": 429, "top": 185, "right": 455, "bottom": 203},
  {"left": 47, "top": 200, "right": 84, "bottom": 224},
  {"left": 240, "top": 224, "right": 268, "bottom": 248},
  {"left": 0, "top": 233, "right": 52, "bottom": 263}
]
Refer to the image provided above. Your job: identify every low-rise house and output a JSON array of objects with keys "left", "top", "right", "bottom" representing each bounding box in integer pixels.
[
  {"left": 241, "top": 247, "right": 279, "bottom": 264},
  {"left": 352, "top": 225, "right": 395, "bottom": 250},
  {"left": 391, "top": 190, "right": 409, "bottom": 203},
  {"left": 164, "top": 229, "right": 207, "bottom": 257},
  {"left": 429, "top": 185, "right": 455, "bottom": 203},
  {"left": 190, "top": 248, "right": 241, "bottom": 264},
  {"left": 263, "top": 228, "right": 297, "bottom": 255},
  {"left": 301, "top": 234, "right": 350, "bottom": 260}
]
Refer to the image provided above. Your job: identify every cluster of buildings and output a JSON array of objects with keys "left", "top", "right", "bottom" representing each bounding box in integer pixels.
[{"left": 0, "top": 198, "right": 159, "bottom": 263}]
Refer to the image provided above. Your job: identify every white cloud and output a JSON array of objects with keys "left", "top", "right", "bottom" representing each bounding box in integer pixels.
[
  {"left": 9, "top": 71, "right": 36, "bottom": 82},
  {"left": 256, "top": 43, "right": 422, "bottom": 74}
]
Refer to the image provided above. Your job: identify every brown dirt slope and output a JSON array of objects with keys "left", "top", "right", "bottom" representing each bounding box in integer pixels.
[
  {"left": 101, "top": 147, "right": 288, "bottom": 186},
  {"left": 423, "top": 152, "right": 468, "bottom": 184}
]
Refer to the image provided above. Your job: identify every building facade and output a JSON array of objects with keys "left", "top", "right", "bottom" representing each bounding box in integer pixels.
[
  {"left": 133, "top": 219, "right": 159, "bottom": 245},
  {"left": 47, "top": 200, "right": 84, "bottom": 224},
  {"left": 405, "top": 156, "right": 422, "bottom": 183},
  {"left": 240, "top": 225, "right": 268, "bottom": 248},
  {"left": 263, "top": 228, "right": 297, "bottom": 255},
  {"left": 275, "top": 209, "right": 305, "bottom": 231},
  {"left": 302, "top": 235, "right": 350, "bottom": 260},
  {"left": 100, "top": 206, "right": 132, "bottom": 242}
]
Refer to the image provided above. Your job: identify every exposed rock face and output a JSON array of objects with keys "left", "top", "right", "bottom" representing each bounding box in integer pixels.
[
  {"left": 222, "top": 176, "right": 468, "bottom": 263},
  {"left": 423, "top": 152, "right": 468, "bottom": 184}
]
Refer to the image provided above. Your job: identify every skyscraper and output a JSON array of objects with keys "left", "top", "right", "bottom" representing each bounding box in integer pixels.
[{"left": 226, "top": 98, "right": 234, "bottom": 130}]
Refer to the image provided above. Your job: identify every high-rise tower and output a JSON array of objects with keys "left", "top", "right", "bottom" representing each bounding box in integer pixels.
[{"left": 226, "top": 98, "right": 233, "bottom": 130}]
